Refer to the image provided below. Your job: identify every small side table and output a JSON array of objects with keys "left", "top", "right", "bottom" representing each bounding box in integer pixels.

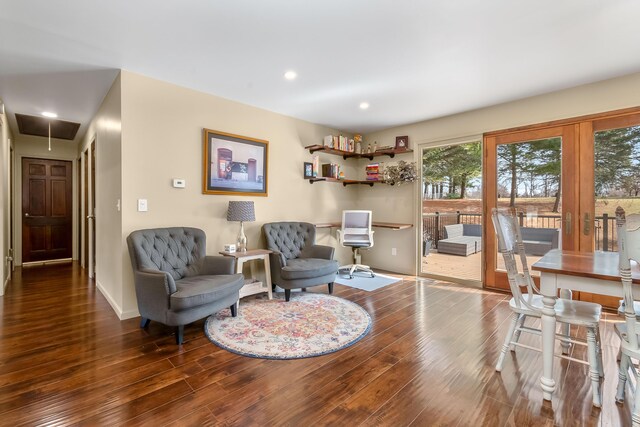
[{"left": 219, "top": 249, "right": 273, "bottom": 300}]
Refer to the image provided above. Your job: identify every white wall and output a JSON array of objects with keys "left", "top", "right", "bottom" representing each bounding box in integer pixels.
[
  {"left": 363, "top": 71, "right": 640, "bottom": 275},
  {"left": 99, "top": 71, "right": 357, "bottom": 318},
  {"left": 0, "top": 101, "right": 13, "bottom": 294},
  {"left": 12, "top": 135, "right": 79, "bottom": 266},
  {"left": 78, "top": 73, "right": 123, "bottom": 317}
]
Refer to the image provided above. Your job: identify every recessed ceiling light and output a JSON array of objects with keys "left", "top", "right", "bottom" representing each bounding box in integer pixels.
[
  {"left": 359, "top": 102, "right": 370, "bottom": 110},
  {"left": 284, "top": 71, "right": 297, "bottom": 80},
  {"left": 42, "top": 112, "right": 58, "bottom": 118}
]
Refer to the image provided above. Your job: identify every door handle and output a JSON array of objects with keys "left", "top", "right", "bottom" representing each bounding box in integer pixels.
[
  {"left": 564, "top": 212, "right": 571, "bottom": 235},
  {"left": 583, "top": 212, "right": 591, "bottom": 236},
  {"left": 87, "top": 215, "right": 95, "bottom": 219},
  {"left": 24, "top": 213, "right": 29, "bottom": 217}
]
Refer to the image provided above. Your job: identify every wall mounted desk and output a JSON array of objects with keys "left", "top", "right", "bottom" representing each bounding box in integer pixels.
[{"left": 315, "top": 222, "right": 413, "bottom": 230}]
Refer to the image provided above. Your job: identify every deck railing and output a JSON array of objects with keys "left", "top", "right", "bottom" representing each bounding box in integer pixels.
[{"left": 422, "top": 211, "right": 617, "bottom": 252}]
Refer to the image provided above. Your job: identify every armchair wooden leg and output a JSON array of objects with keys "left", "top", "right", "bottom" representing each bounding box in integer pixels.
[
  {"left": 230, "top": 302, "right": 238, "bottom": 317},
  {"left": 285, "top": 289, "right": 291, "bottom": 302},
  {"left": 328, "top": 282, "right": 334, "bottom": 294},
  {"left": 176, "top": 325, "right": 184, "bottom": 345},
  {"left": 140, "top": 317, "right": 150, "bottom": 329}
]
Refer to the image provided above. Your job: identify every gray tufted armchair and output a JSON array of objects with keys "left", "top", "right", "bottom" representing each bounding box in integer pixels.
[
  {"left": 262, "top": 222, "right": 338, "bottom": 301},
  {"left": 127, "top": 227, "right": 244, "bottom": 344}
]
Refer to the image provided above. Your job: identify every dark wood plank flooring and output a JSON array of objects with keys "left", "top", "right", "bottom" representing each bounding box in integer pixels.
[{"left": 0, "top": 263, "right": 632, "bottom": 426}]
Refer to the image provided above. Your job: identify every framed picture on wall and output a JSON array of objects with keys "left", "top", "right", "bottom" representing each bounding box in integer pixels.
[
  {"left": 303, "top": 162, "right": 313, "bottom": 179},
  {"left": 395, "top": 136, "right": 409, "bottom": 150},
  {"left": 202, "top": 129, "right": 269, "bottom": 196}
]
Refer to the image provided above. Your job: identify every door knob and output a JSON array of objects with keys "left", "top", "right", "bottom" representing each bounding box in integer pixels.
[{"left": 24, "top": 213, "right": 29, "bottom": 217}]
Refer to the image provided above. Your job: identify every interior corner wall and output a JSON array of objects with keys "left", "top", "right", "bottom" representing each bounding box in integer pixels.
[
  {"left": 79, "top": 73, "right": 123, "bottom": 317},
  {"left": 362, "top": 71, "right": 640, "bottom": 276},
  {"left": 12, "top": 135, "right": 80, "bottom": 266},
  {"left": 0, "top": 104, "right": 13, "bottom": 294},
  {"left": 118, "top": 70, "right": 357, "bottom": 318}
]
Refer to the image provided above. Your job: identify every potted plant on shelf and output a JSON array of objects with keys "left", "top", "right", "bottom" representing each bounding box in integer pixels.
[{"left": 382, "top": 160, "right": 417, "bottom": 186}]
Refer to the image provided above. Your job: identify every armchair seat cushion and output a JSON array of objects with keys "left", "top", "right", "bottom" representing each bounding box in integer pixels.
[
  {"left": 172, "top": 274, "right": 244, "bottom": 311},
  {"left": 281, "top": 258, "right": 338, "bottom": 280}
]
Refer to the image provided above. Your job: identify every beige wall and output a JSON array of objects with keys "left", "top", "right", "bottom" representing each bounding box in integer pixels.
[
  {"left": 12, "top": 135, "right": 79, "bottom": 266},
  {"left": 362, "top": 71, "right": 640, "bottom": 275},
  {"left": 114, "top": 70, "right": 357, "bottom": 318},
  {"left": 0, "top": 102, "right": 13, "bottom": 294},
  {"left": 78, "top": 74, "right": 123, "bottom": 316}
]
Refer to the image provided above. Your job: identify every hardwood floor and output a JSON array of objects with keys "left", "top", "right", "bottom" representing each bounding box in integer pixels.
[{"left": 0, "top": 262, "right": 633, "bottom": 426}]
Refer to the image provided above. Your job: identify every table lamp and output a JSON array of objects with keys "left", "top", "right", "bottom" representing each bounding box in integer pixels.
[{"left": 227, "top": 201, "right": 255, "bottom": 252}]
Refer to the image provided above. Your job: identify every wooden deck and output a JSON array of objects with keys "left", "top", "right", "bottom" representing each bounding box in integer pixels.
[
  {"left": 0, "top": 262, "right": 631, "bottom": 426},
  {"left": 422, "top": 250, "right": 543, "bottom": 282}
]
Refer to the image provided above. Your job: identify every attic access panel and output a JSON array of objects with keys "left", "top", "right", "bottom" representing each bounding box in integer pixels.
[{"left": 15, "top": 113, "right": 80, "bottom": 140}]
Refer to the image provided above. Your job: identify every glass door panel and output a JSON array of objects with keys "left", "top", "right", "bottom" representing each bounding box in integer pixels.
[
  {"left": 420, "top": 141, "right": 482, "bottom": 283},
  {"left": 495, "top": 137, "right": 562, "bottom": 277},
  {"left": 593, "top": 124, "right": 640, "bottom": 252},
  {"left": 485, "top": 125, "right": 579, "bottom": 290}
]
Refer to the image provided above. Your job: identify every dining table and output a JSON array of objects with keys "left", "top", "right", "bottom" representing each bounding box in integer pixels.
[{"left": 531, "top": 249, "right": 640, "bottom": 401}]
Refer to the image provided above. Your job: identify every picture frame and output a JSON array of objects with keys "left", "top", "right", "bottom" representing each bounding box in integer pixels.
[
  {"left": 395, "top": 136, "right": 409, "bottom": 150},
  {"left": 303, "top": 162, "right": 313, "bottom": 179},
  {"left": 202, "top": 129, "right": 268, "bottom": 196}
]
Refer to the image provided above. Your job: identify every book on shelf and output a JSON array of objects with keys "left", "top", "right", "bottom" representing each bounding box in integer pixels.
[
  {"left": 365, "top": 163, "right": 380, "bottom": 181},
  {"left": 321, "top": 163, "right": 342, "bottom": 179},
  {"left": 323, "top": 134, "right": 355, "bottom": 153}
]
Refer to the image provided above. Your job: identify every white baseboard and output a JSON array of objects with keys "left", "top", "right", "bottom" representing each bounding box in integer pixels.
[{"left": 95, "top": 279, "right": 139, "bottom": 320}]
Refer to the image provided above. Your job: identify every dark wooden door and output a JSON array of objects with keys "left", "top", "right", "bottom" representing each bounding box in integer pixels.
[{"left": 22, "top": 158, "right": 73, "bottom": 262}]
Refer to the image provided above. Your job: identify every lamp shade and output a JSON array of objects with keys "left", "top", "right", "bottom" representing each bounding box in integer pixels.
[{"left": 227, "top": 201, "right": 255, "bottom": 222}]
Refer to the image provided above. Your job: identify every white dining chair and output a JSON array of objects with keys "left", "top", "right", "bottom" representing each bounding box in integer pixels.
[
  {"left": 614, "top": 207, "right": 640, "bottom": 426},
  {"left": 492, "top": 207, "right": 604, "bottom": 407}
]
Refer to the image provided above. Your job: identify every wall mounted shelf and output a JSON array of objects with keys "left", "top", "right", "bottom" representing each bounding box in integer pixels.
[
  {"left": 306, "top": 177, "right": 385, "bottom": 187},
  {"left": 305, "top": 144, "right": 413, "bottom": 160}
]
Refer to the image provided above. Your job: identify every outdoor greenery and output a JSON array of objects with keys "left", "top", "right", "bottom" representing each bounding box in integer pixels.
[
  {"left": 422, "top": 142, "right": 482, "bottom": 199},
  {"left": 421, "top": 125, "right": 640, "bottom": 208}
]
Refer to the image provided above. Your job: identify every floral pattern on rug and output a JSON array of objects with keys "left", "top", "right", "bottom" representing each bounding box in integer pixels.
[{"left": 204, "top": 292, "right": 372, "bottom": 359}]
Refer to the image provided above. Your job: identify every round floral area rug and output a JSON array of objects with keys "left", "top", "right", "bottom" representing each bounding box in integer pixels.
[{"left": 204, "top": 292, "right": 372, "bottom": 359}]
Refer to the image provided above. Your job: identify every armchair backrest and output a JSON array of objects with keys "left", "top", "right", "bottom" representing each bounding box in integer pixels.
[
  {"left": 340, "top": 210, "right": 373, "bottom": 247},
  {"left": 617, "top": 207, "right": 640, "bottom": 350},
  {"left": 491, "top": 207, "right": 538, "bottom": 312},
  {"left": 262, "top": 222, "right": 316, "bottom": 260},
  {"left": 127, "top": 227, "right": 206, "bottom": 280}
]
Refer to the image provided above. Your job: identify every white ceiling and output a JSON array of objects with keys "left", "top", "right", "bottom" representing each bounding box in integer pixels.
[{"left": 1, "top": 0, "right": 640, "bottom": 140}]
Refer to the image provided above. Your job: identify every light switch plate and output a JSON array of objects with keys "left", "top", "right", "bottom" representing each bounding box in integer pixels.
[
  {"left": 173, "top": 179, "right": 186, "bottom": 188},
  {"left": 137, "top": 199, "right": 148, "bottom": 212}
]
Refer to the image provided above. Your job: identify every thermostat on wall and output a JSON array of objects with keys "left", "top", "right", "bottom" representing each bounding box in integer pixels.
[{"left": 172, "top": 178, "right": 186, "bottom": 188}]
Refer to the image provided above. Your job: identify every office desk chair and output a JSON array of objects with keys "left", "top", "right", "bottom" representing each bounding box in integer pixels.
[{"left": 337, "top": 210, "right": 375, "bottom": 279}]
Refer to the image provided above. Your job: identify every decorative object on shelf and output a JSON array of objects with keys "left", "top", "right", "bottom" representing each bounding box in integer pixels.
[
  {"left": 227, "top": 201, "right": 255, "bottom": 252},
  {"left": 354, "top": 134, "right": 363, "bottom": 154},
  {"left": 382, "top": 160, "right": 417, "bottom": 186},
  {"left": 323, "top": 135, "right": 332, "bottom": 147},
  {"left": 395, "top": 135, "right": 409, "bottom": 150},
  {"left": 366, "top": 144, "right": 371, "bottom": 154},
  {"left": 312, "top": 155, "right": 320, "bottom": 177},
  {"left": 203, "top": 129, "right": 268, "bottom": 196},
  {"left": 373, "top": 141, "right": 377, "bottom": 153},
  {"left": 303, "top": 162, "right": 313, "bottom": 179},
  {"left": 224, "top": 243, "right": 237, "bottom": 253}
]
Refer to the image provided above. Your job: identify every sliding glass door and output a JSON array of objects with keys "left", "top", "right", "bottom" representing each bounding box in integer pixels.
[{"left": 420, "top": 140, "right": 483, "bottom": 284}]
